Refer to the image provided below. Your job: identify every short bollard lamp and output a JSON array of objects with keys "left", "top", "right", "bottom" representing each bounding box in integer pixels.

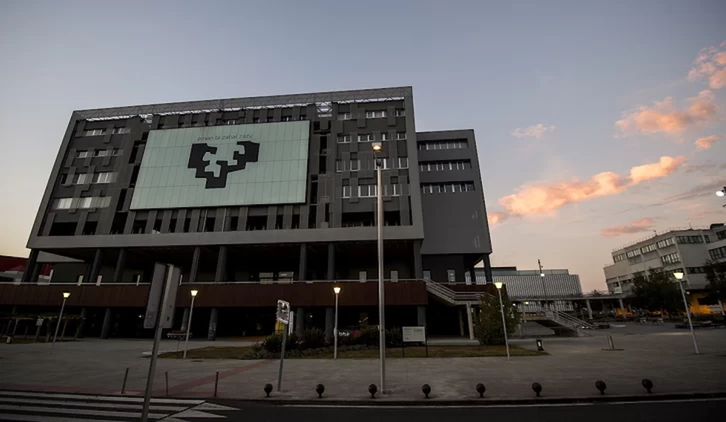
[
  {"left": 532, "top": 382, "right": 542, "bottom": 397},
  {"left": 316, "top": 384, "right": 325, "bottom": 398},
  {"left": 476, "top": 383, "right": 486, "bottom": 398},
  {"left": 595, "top": 380, "right": 607, "bottom": 395},
  {"left": 368, "top": 384, "right": 378, "bottom": 398},
  {"left": 264, "top": 384, "right": 273, "bottom": 397},
  {"left": 642, "top": 379, "right": 653, "bottom": 394},
  {"left": 422, "top": 384, "right": 431, "bottom": 398},
  {"left": 536, "top": 339, "right": 544, "bottom": 352}
]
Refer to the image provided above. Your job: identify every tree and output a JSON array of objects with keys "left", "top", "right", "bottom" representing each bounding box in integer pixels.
[
  {"left": 474, "top": 293, "right": 521, "bottom": 346},
  {"left": 704, "top": 260, "right": 726, "bottom": 305},
  {"left": 630, "top": 269, "right": 682, "bottom": 313}
]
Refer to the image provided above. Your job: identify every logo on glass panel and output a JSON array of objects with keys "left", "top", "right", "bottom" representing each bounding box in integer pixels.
[{"left": 187, "top": 141, "right": 260, "bottom": 189}]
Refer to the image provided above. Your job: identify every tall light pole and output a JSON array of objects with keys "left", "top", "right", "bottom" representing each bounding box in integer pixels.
[
  {"left": 333, "top": 286, "right": 341, "bottom": 359},
  {"left": 538, "top": 259, "right": 548, "bottom": 311},
  {"left": 52, "top": 292, "right": 70, "bottom": 350},
  {"left": 372, "top": 141, "right": 386, "bottom": 392},
  {"left": 674, "top": 272, "right": 699, "bottom": 354},
  {"left": 183, "top": 289, "right": 198, "bottom": 359},
  {"left": 494, "top": 282, "right": 510, "bottom": 361}
]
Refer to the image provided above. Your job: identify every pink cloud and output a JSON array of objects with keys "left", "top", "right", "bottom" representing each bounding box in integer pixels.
[
  {"left": 488, "top": 212, "right": 509, "bottom": 225},
  {"left": 695, "top": 135, "right": 721, "bottom": 149},
  {"left": 688, "top": 41, "right": 726, "bottom": 89},
  {"left": 491, "top": 156, "right": 686, "bottom": 222},
  {"left": 510, "top": 124, "right": 557, "bottom": 139},
  {"left": 601, "top": 218, "right": 655, "bottom": 238},
  {"left": 615, "top": 90, "right": 718, "bottom": 135}
]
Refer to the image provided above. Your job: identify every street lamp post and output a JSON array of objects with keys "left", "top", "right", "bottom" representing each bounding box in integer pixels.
[
  {"left": 333, "top": 286, "right": 341, "bottom": 359},
  {"left": 494, "top": 282, "right": 511, "bottom": 361},
  {"left": 674, "top": 272, "right": 699, "bottom": 354},
  {"left": 538, "top": 259, "right": 548, "bottom": 311},
  {"left": 372, "top": 141, "right": 386, "bottom": 392},
  {"left": 183, "top": 289, "right": 198, "bottom": 359},
  {"left": 52, "top": 292, "right": 70, "bottom": 350}
]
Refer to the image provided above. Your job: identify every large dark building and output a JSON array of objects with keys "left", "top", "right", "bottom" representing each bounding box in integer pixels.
[{"left": 2, "top": 87, "right": 495, "bottom": 339}]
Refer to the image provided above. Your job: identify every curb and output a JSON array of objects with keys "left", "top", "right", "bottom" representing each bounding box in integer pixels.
[{"left": 210, "top": 391, "right": 726, "bottom": 407}]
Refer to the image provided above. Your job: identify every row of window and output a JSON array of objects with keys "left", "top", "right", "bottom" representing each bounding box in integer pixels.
[
  {"left": 656, "top": 237, "right": 675, "bottom": 248},
  {"left": 77, "top": 149, "right": 122, "bottom": 158},
  {"left": 54, "top": 196, "right": 112, "bottom": 210},
  {"left": 341, "top": 184, "right": 402, "bottom": 198},
  {"left": 83, "top": 128, "right": 130, "bottom": 137},
  {"left": 417, "top": 140, "right": 468, "bottom": 150},
  {"left": 661, "top": 252, "right": 681, "bottom": 265},
  {"left": 335, "top": 157, "right": 409, "bottom": 172},
  {"left": 418, "top": 160, "right": 471, "bottom": 172},
  {"left": 60, "top": 172, "right": 116, "bottom": 185},
  {"left": 613, "top": 253, "right": 626, "bottom": 262},
  {"left": 337, "top": 132, "right": 407, "bottom": 143},
  {"left": 626, "top": 248, "right": 641, "bottom": 258},
  {"left": 337, "top": 109, "right": 405, "bottom": 120},
  {"left": 641, "top": 243, "right": 657, "bottom": 254},
  {"left": 717, "top": 230, "right": 726, "bottom": 241},
  {"left": 677, "top": 235, "right": 705, "bottom": 244},
  {"left": 710, "top": 246, "right": 726, "bottom": 261},
  {"left": 687, "top": 267, "right": 707, "bottom": 274},
  {"left": 421, "top": 182, "right": 475, "bottom": 194}
]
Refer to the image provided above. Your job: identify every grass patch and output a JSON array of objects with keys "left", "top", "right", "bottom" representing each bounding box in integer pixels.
[{"left": 160, "top": 344, "right": 545, "bottom": 359}]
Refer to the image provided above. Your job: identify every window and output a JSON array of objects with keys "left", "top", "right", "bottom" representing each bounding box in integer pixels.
[
  {"left": 365, "top": 110, "right": 387, "bottom": 118},
  {"left": 447, "top": 269, "right": 456, "bottom": 283},
  {"left": 396, "top": 132, "right": 407, "bottom": 140},
  {"left": 421, "top": 182, "right": 474, "bottom": 194},
  {"left": 687, "top": 267, "right": 707, "bottom": 274},
  {"left": 93, "top": 149, "right": 110, "bottom": 157},
  {"left": 112, "top": 127, "right": 130, "bottom": 134},
  {"left": 337, "top": 135, "right": 351, "bottom": 143},
  {"left": 299, "top": 115, "right": 307, "bottom": 120},
  {"left": 358, "top": 185, "right": 377, "bottom": 197},
  {"left": 281, "top": 116, "right": 291, "bottom": 122},
  {"left": 386, "top": 184, "right": 401, "bottom": 196},
  {"left": 423, "top": 270, "right": 431, "bottom": 280},
  {"left": 677, "top": 235, "right": 704, "bottom": 244},
  {"left": 641, "top": 244, "right": 657, "bottom": 254},
  {"left": 83, "top": 129, "right": 105, "bottom": 136},
  {"left": 112, "top": 148, "right": 121, "bottom": 156},
  {"left": 709, "top": 246, "right": 726, "bottom": 260},
  {"left": 224, "top": 119, "right": 237, "bottom": 125},
  {"left": 395, "top": 109, "right": 405, "bottom": 117},
  {"left": 54, "top": 198, "right": 73, "bottom": 209},
  {"left": 381, "top": 132, "right": 389, "bottom": 141},
  {"left": 626, "top": 249, "right": 641, "bottom": 258},
  {"left": 656, "top": 238, "right": 675, "bottom": 248},
  {"left": 77, "top": 151, "right": 89, "bottom": 158},
  {"left": 705, "top": 235, "right": 710, "bottom": 243},
  {"left": 350, "top": 160, "right": 360, "bottom": 171},
  {"left": 338, "top": 112, "right": 352, "bottom": 120},
  {"left": 398, "top": 157, "right": 408, "bottom": 169},
  {"left": 379, "top": 158, "right": 391, "bottom": 169},
  {"left": 418, "top": 140, "right": 468, "bottom": 150},
  {"left": 342, "top": 186, "right": 352, "bottom": 198},
  {"left": 335, "top": 161, "right": 345, "bottom": 172},
  {"left": 252, "top": 117, "right": 260, "bottom": 123},
  {"left": 358, "top": 133, "right": 374, "bottom": 142},
  {"left": 661, "top": 252, "right": 681, "bottom": 265},
  {"left": 79, "top": 197, "right": 93, "bottom": 209},
  {"left": 94, "top": 172, "right": 114, "bottom": 184},
  {"left": 613, "top": 253, "right": 626, "bottom": 263},
  {"left": 716, "top": 230, "right": 726, "bottom": 241}
]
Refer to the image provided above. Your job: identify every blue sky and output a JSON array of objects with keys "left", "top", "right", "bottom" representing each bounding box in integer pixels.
[{"left": 1, "top": 1, "right": 725, "bottom": 290}]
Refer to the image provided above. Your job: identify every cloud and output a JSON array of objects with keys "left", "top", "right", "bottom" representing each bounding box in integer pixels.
[
  {"left": 490, "top": 156, "right": 686, "bottom": 223},
  {"left": 601, "top": 218, "right": 655, "bottom": 238},
  {"left": 688, "top": 41, "right": 726, "bottom": 89},
  {"left": 488, "top": 212, "right": 509, "bottom": 225},
  {"left": 510, "top": 124, "right": 556, "bottom": 139},
  {"left": 615, "top": 90, "right": 718, "bottom": 135},
  {"left": 695, "top": 135, "right": 721, "bottom": 149}
]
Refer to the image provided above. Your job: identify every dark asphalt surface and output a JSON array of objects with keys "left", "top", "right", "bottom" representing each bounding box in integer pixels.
[{"left": 204, "top": 398, "right": 726, "bottom": 422}]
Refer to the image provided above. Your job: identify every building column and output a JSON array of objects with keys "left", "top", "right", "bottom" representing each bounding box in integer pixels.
[
  {"left": 458, "top": 308, "right": 465, "bottom": 337},
  {"left": 100, "top": 308, "right": 112, "bottom": 339},
  {"left": 466, "top": 303, "right": 475, "bottom": 340},
  {"left": 468, "top": 268, "right": 476, "bottom": 285},
  {"left": 215, "top": 246, "right": 227, "bottom": 282},
  {"left": 113, "top": 248, "right": 126, "bottom": 282},
  {"left": 586, "top": 299, "right": 593, "bottom": 320},
  {"left": 326, "top": 243, "right": 335, "bottom": 281},
  {"left": 298, "top": 244, "right": 307, "bottom": 281},
  {"left": 413, "top": 240, "right": 423, "bottom": 279},
  {"left": 207, "top": 308, "right": 218, "bottom": 341},
  {"left": 325, "top": 307, "right": 334, "bottom": 342},
  {"left": 618, "top": 297, "right": 626, "bottom": 320},
  {"left": 417, "top": 305, "right": 426, "bottom": 327},
  {"left": 181, "top": 308, "right": 191, "bottom": 332},
  {"left": 21, "top": 249, "right": 39, "bottom": 283},
  {"left": 88, "top": 249, "right": 103, "bottom": 285},
  {"left": 74, "top": 308, "right": 88, "bottom": 339},
  {"left": 482, "top": 255, "right": 493, "bottom": 284},
  {"left": 295, "top": 308, "right": 305, "bottom": 337},
  {"left": 189, "top": 246, "right": 201, "bottom": 282}
]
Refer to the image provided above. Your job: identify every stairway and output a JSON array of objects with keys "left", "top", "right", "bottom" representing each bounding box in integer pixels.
[{"left": 425, "top": 281, "right": 494, "bottom": 305}]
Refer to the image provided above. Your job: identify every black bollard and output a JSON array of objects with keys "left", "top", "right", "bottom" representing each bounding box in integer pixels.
[
  {"left": 595, "top": 380, "right": 607, "bottom": 395},
  {"left": 476, "top": 383, "right": 486, "bottom": 398},
  {"left": 316, "top": 384, "right": 325, "bottom": 398},
  {"left": 422, "top": 384, "right": 431, "bottom": 398},
  {"left": 368, "top": 384, "right": 378, "bottom": 398},
  {"left": 532, "top": 382, "right": 542, "bottom": 397},
  {"left": 264, "top": 384, "right": 273, "bottom": 397},
  {"left": 641, "top": 379, "right": 653, "bottom": 394}
]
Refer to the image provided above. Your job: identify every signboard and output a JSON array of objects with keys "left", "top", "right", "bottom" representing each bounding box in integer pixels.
[
  {"left": 130, "top": 121, "right": 310, "bottom": 209},
  {"left": 402, "top": 326, "right": 426, "bottom": 343},
  {"left": 709, "top": 305, "right": 724, "bottom": 314},
  {"left": 144, "top": 264, "right": 180, "bottom": 329},
  {"left": 36, "top": 318, "right": 44, "bottom": 327},
  {"left": 276, "top": 300, "right": 291, "bottom": 324}
]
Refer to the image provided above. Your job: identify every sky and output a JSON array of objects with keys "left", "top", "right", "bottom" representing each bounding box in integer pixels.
[{"left": 1, "top": 0, "right": 725, "bottom": 291}]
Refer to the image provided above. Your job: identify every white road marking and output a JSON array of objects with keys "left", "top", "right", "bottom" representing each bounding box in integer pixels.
[
  {"left": 0, "top": 404, "right": 167, "bottom": 419},
  {"left": 0, "top": 390, "right": 203, "bottom": 405},
  {"left": 0, "top": 396, "right": 188, "bottom": 411},
  {"left": 192, "top": 402, "right": 239, "bottom": 411},
  {"left": 0, "top": 414, "right": 122, "bottom": 422},
  {"left": 170, "top": 409, "right": 225, "bottom": 418}
]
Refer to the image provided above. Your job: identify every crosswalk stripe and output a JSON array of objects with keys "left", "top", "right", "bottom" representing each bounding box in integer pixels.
[
  {"left": 0, "top": 390, "right": 204, "bottom": 405},
  {"left": 0, "top": 404, "right": 168, "bottom": 419},
  {"left": 0, "top": 414, "right": 121, "bottom": 422},
  {"left": 0, "top": 396, "right": 188, "bottom": 412}
]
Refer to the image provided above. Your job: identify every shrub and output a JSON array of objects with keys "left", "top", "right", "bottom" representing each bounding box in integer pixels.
[
  {"left": 301, "top": 328, "right": 327, "bottom": 349},
  {"left": 474, "top": 294, "right": 521, "bottom": 345},
  {"left": 261, "top": 332, "right": 299, "bottom": 352},
  {"left": 357, "top": 326, "right": 380, "bottom": 346},
  {"left": 386, "top": 327, "right": 403, "bottom": 347}
]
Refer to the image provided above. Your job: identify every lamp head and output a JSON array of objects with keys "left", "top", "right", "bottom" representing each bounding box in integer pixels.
[
  {"left": 494, "top": 281, "right": 503, "bottom": 289},
  {"left": 717, "top": 190, "right": 725, "bottom": 197},
  {"left": 333, "top": 286, "right": 341, "bottom": 294},
  {"left": 372, "top": 142, "right": 382, "bottom": 152},
  {"left": 540, "top": 272, "right": 545, "bottom": 277},
  {"left": 62, "top": 292, "right": 71, "bottom": 299},
  {"left": 190, "top": 289, "right": 198, "bottom": 297},
  {"left": 673, "top": 272, "right": 684, "bottom": 280}
]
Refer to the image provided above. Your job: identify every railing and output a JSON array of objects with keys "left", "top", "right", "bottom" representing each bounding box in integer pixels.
[
  {"left": 545, "top": 309, "right": 595, "bottom": 330},
  {"left": 425, "top": 281, "right": 494, "bottom": 305}
]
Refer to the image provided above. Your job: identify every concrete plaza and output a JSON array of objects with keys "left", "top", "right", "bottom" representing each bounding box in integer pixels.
[{"left": 0, "top": 323, "right": 724, "bottom": 402}]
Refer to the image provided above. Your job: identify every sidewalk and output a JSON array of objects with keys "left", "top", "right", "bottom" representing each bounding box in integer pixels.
[{"left": 1, "top": 323, "right": 725, "bottom": 403}]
